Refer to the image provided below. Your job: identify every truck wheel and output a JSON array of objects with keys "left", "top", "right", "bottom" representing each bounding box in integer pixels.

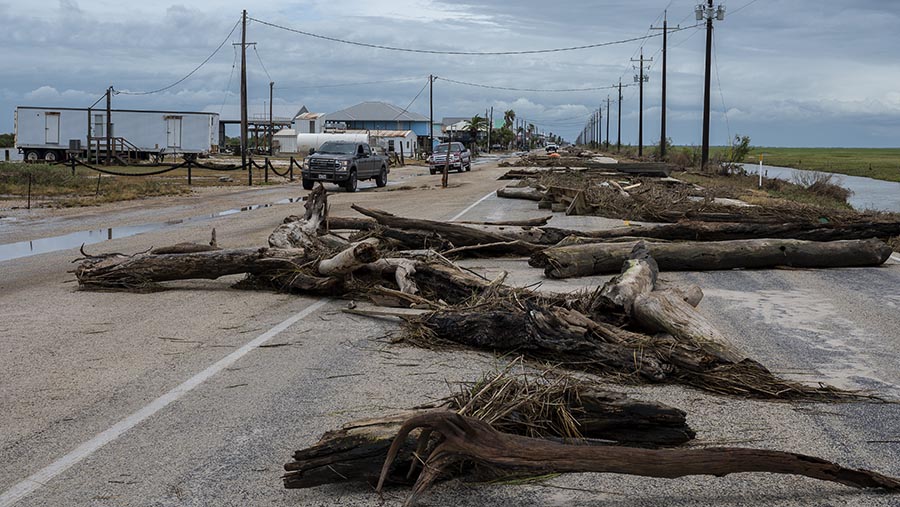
[
  {"left": 302, "top": 178, "right": 314, "bottom": 190},
  {"left": 375, "top": 166, "right": 387, "bottom": 187},
  {"left": 44, "top": 151, "right": 58, "bottom": 162},
  {"left": 25, "top": 150, "right": 40, "bottom": 162},
  {"left": 343, "top": 170, "right": 357, "bottom": 192}
]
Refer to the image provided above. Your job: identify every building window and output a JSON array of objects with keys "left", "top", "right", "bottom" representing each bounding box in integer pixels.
[
  {"left": 388, "top": 140, "right": 395, "bottom": 152},
  {"left": 309, "top": 120, "right": 315, "bottom": 132}
]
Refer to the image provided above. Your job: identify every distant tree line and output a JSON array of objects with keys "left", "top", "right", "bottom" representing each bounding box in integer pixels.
[{"left": 0, "top": 133, "right": 13, "bottom": 147}]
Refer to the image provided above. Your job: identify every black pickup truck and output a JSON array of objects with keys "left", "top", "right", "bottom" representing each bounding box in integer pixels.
[{"left": 302, "top": 141, "right": 389, "bottom": 192}]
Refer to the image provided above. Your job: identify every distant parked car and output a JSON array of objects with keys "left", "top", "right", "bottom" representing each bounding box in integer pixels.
[
  {"left": 428, "top": 142, "right": 471, "bottom": 174},
  {"left": 491, "top": 143, "right": 503, "bottom": 151},
  {"left": 545, "top": 144, "right": 559, "bottom": 153}
]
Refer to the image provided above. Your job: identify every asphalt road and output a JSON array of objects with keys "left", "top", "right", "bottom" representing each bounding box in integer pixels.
[{"left": 2, "top": 155, "right": 899, "bottom": 507}]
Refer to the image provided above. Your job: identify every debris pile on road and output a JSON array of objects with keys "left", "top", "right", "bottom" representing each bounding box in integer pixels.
[
  {"left": 73, "top": 187, "right": 888, "bottom": 400},
  {"left": 71, "top": 183, "right": 900, "bottom": 504}
]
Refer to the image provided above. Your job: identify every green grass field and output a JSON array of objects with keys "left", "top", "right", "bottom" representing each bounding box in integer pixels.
[{"left": 735, "top": 147, "right": 900, "bottom": 183}]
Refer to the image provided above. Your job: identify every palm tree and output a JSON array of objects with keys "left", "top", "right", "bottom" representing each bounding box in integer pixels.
[
  {"left": 466, "top": 115, "right": 486, "bottom": 144},
  {"left": 503, "top": 109, "right": 516, "bottom": 129}
]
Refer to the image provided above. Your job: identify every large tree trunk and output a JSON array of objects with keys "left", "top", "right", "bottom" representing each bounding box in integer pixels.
[
  {"left": 74, "top": 248, "right": 295, "bottom": 290},
  {"left": 378, "top": 412, "right": 900, "bottom": 507},
  {"left": 532, "top": 238, "right": 893, "bottom": 278},
  {"left": 75, "top": 238, "right": 377, "bottom": 292},
  {"left": 575, "top": 220, "right": 900, "bottom": 242}
]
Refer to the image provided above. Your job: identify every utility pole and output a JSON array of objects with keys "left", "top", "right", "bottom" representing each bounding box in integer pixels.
[
  {"left": 106, "top": 86, "right": 116, "bottom": 165},
  {"left": 598, "top": 106, "right": 602, "bottom": 149},
  {"left": 589, "top": 114, "right": 594, "bottom": 148},
  {"left": 698, "top": 1, "right": 725, "bottom": 171},
  {"left": 485, "top": 107, "right": 489, "bottom": 153},
  {"left": 268, "top": 81, "right": 274, "bottom": 155},
  {"left": 240, "top": 10, "right": 248, "bottom": 172},
  {"left": 429, "top": 74, "right": 434, "bottom": 155},
  {"left": 632, "top": 48, "right": 651, "bottom": 157},
  {"left": 652, "top": 11, "right": 678, "bottom": 159},
  {"left": 488, "top": 106, "right": 493, "bottom": 153},
  {"left": 617, "top": 79, "right": 622, "bottom": 152},
  {"left": 105, "top": 86, "right": 112, "bottom": 165},
  {"left": 605, "top": 95, "right": 611, "bottom": 150}
]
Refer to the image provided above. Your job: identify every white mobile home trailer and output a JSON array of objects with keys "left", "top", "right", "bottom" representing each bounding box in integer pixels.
[{"left": 15, "top": 106, "right": 219, "bottom": 162}]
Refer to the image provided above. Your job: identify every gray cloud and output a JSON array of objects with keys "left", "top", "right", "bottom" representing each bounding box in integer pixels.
[{"left": 0, "top": 0, "right": 898, "bottom": 146}]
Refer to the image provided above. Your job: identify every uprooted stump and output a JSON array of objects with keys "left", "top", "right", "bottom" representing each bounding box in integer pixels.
[
  {"left": 284, "top": 365, "right": 695, "bottom": 489},
  {"left": 377, "top": 412, "right": 900, "bottom": 507}
]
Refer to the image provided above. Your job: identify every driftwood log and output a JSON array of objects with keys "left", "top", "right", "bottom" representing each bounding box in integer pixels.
[
  {"left": 327, "top": 215, "right": 553, "bottom": 230},
  {"left": 283, "top": 375, "right": 696, "bottom": 490},
  {"left": 574, "top": 220, "right": 900, "bottom": 243},
  {"left": 378, "top": 412, "right": 900, "bottom": 507},
  {"left": 532, "top": 238, "right": 893, "bottom": 278},
  {"left": 497, "top": 185, "right": 545, "bottom": 201}
]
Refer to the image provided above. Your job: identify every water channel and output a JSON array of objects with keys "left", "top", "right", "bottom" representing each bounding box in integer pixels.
[{"left": 743, "top": 163, "right": 900, "bottom": 213}]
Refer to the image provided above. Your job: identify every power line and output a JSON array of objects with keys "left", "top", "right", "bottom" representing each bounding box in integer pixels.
[
  {"left": 276, "top": 76, "right": 424, "bottom": 90},
  {"left": 249, "top": 16, "right": 697, "bottom": 55},
  {"left": 115, "top": 18, "right": 241, "bottom": 95},
  {"left": 712, "top": 30, "right": 732, "bottom": 145},
  {"left": 219, "top": 45, "right": 238, "bottom": 115},
  {"left": 731, "top": 0, "right": 764, "bottom": 16},
  {"left": 670, "top": 24, "right": 704, "bottom": 48},
  {"left": 252, "top": 45, "right": 272, "bottom": 82},
  {"left": 392, "top": 78, "right": 430, "bottom": 120},
  {"left": 436, "top": 76, "right": 620, "bottom": 93}
]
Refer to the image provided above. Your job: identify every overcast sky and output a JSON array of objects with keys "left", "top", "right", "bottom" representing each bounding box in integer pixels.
[{"left": 2, "top": 0, "right": 898, "bottom": 147}]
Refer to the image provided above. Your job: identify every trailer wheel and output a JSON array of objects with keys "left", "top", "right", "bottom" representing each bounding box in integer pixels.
[
  {"left": 25, "top": 150, "right": 40, "bottom": 162},
  {"left": 44, "top": 151, "right": 58, "bottom": 162}
]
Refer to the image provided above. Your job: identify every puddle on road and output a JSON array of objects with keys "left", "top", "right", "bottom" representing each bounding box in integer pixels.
[
  {"left": 0, "top": 155, "right": 512, "bottom": 263},
  {"left": 0, "top": 197, "right": 306, "bottom": 263}
]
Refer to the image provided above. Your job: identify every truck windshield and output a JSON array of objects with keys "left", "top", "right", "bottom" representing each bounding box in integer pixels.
[
  {"left": 434, "top": 144, "right": 461, "bottom": 153},
  {"left": 317, "top": 142, "right": 357, "bottom": 155}
]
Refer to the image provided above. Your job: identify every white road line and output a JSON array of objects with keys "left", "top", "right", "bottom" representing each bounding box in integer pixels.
[
  {"left": 449, "top": 190, "right": 496, "bottom": 222},
  {"left": 0, "top": 298, "right": 330, "bottom": 507}
]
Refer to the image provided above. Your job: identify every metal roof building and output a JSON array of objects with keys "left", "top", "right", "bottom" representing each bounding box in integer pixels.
[
  {"left": 326, "top": 102, "right": 428, "bottom": 123},
  {"left": 325, "top": 102, "right": 429, "bottom": 154}
]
